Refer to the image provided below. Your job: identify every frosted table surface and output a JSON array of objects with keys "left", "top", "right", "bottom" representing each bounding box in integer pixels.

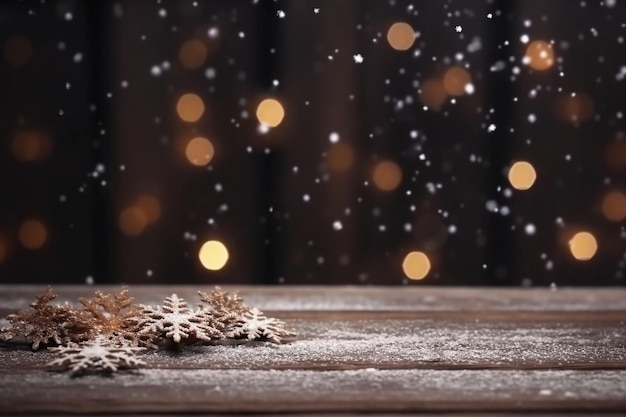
[{"left": 1, "top": 285, "right": 625, "bottom": 415}]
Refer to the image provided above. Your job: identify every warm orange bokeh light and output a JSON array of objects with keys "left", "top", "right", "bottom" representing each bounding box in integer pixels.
[
  {"left": 176, "top": 93, "right": 205, "bottom": 122},
  {"left": 256, "top": 98, "right": 285, "bottom": 127},
  {"left": 185, "top": 137, "right": 215, "bottom": 166},
  {"left": 601, "top": 191, "right": 626, "bottom": 222},
  {"left": 327, "top": 143, "right": 355, "bottom": 173},
  {"left": 135, "top": 195, "right": 162, "bottom": 224},
  {"left": 419, "top": 78, "right": 447, "bottom": 110},
  {"left": 18, "top": 219, "right": 47, "bottom": 250},
  {"left": 568, "top": 231, "right": 598, "bottom": 261},
  {"left": 443, "top": 67, "right": 471, "bottom": 96},
  {"left": 387, "top": 22, "right": 416, "bottom": 51},
  {"left": 198, "top": 240, "right": 229, "bottom": 270},
  {"left": 179, "top": 39, "right": 208, "bottom": 69},
  {"left": 524, "top": 40, "right": 554, "bottom": 71},
  {"left": 372, "top": 160, "right": 402, "bottom": 191},
  {"left": 4, "top": 36, "right": 32, "bottom": 67},
  {"left": 558, "top": 94, "right": 594, "bottom": 123},
  {"left": 508, "top": 161, "right": 537, "bottom": 191},
  {"left": 0, "top": 237, "right": 7, "bottom": 263},
  {"left": 402, "top": 251, "right": 431, "bottom": 280},
  {"left": 605, "top": 140, "right": 626, "bottom": 170},
  {"left": 11, "top": 130, "right": 53, "bottom": 162},
  {"left": 119, "top": 207, "right": 148, "bottom": 236}
]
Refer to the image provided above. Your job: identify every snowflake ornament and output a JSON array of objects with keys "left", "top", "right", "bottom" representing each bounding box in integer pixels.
[
  {"left": 131, "top": 294, "right": 222, "bottom": 346},
  {"left": 47, "top": 337, "right": 145, "bottom": 375},
  {"left": 227, "top": 307, "right": 296, "bottom": 344}
]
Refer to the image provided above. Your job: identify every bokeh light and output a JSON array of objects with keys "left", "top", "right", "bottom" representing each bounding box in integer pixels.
[
  {"left": 558, "top": 94, "right": 594, "bottom": 123},
  {"left": 419, "top": 78, "right": 447, "bottom": 110},
  {"left": 11, "top": 130, "right": 53, "bottom": 162},
  {"left": 176, "top": 93, "right": 205, "bottom": 122},
  {"left": 179, "top": 39, "right": 208, "bottom": 69},
  {"left": 18, "top": 219, "right": 47, "bottom": 250},
  {"left": 601, "top": 191, "right": 626, "bottom": 222},
  {"left": 4, "top": 36, "right": 32, "bottom": 67},
  {"left": 135, "top": 195, "right": 162, "bottom": 224},
  {"left": 327, "top": 142, "right": 355, "bottom": 173},
  {"left": 185, "top": 137, "right": 215, "bottom": 166},
  {"left": 198, "top": 240, "right": 229, "bottom": 271},
  {"left": 119, "top": 207, "right": 148, "bottom": 236},
  {"left": 387, "top": 22, "right": 416, "bottom": 51},
  {"left": 568, "top": 231, "right": 598, "bottom": 261},
  {"left": 372, "top": 160, "right": 402, "bottom": 191},
  {"left": 605, "top": 140, "right": 626, "bottom": 170},
  {"left": 443, "top": 67, "right": 471, "bottom": 96},
  {"left": 0, "top": 237, "right": 7, "bottom": 264},
  {"left": 524, "top": 40, "right": 554, "bottom": 71},
  {"left": 256, "top": 98, "right": 285, "bottom": 127},
  {"left": 402, "top": 251, "right": 431, "bottom": 280},
  {"left": 508, "top": 161, "right": 537, "bottom": 190}
]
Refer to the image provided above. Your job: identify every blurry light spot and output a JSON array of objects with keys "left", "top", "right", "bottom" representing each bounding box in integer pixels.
[
  {"left": 601, "top": 191, "right": 626, "bottom": 222},
  {"left": 402, "top": 251, "right": 431, "bottom": 280},
  {"left": 443, "top": 67, "right": 472, "bottom": 96},
  {"left": 327, "top": 142, "right": 355, "bottom": 173},
  {"left": 256, "top": 98, "right": 285, "bottom": 127},
  {"left": 605, "top": 140, "right": 626, "bottom": 170},
  {"left": 419, "top": 78, "right": 447, "bottom": 110},
  {"left": 4, "top": 36, "right": 32, "bottom": 67},
  {"left": 11, "top": 130, "right": 53, "bottom": 162},
  {"left": 0, "top": 237, "right": 7, "bottom": 263},
  {"left": 508, "top": 161, "right": 537, "bottom": 190},
  {"left": 199, "top": 240, "right": 229, "bottom": 270},
  {"left": 135, "top": 195, "right": 162, "bottom": 223},
  {"left": 387, "top": 22, "right": 416, "bottom": 51},
  {"left": 119, "top": 207, "right": 148, "bottom": 236},
  {"left": 185, "top": 136, "right": 215, "bottom": 166},
  {"left": 524, "top": 40, "right": 554, "bottom": 71},
  {"left": 176, "top": 93, "right": 205, "bottom": 122},
  {"left": 558, "top": 94, "right": 594, "bottom": 123},
  {"left": 18, "top": 219, "right": 47, "bottom": 250},
  {"left": 372, "top": 160, "right": 402, "bottom": 191},
  {"left": 568, "top": 231, "right": 597, "bottom": 261},
  {"left": 179, "top": 39, "right": 208, "bottom": 69}
]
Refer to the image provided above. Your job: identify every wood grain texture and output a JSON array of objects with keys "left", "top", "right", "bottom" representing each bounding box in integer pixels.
[{"left": 0, "top": 286, "right": 625, "bottom": 415}]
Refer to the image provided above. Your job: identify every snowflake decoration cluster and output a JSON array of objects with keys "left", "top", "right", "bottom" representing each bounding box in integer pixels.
[{"left": 0, "top": 287, "right": 295, "bottom": 375}]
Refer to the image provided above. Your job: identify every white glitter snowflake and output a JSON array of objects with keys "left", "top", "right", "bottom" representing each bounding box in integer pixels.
[
  {"left": 133, "top": 294, "right": 222, "bottom": 345},
  {"left": 47, "top": 337, "right": 145, "bottom": 375},
  {"left": 226, "top": 308, "right": 295, "bottom": 344}
]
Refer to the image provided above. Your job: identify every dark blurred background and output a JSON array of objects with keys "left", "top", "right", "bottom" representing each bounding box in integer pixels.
[{"left": 0, "top": 0, "right": 625, "bottom": 286}]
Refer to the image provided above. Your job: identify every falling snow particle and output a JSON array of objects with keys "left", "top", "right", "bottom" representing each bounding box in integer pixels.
[
  {"left": 277, "top": 10, "right": 285, "bottom": 18},
  {"left": 527, "top": 114, "right": 537, "bottom": 123},
  {"left": 302, "top": 194, "right": 310, "bottom": 202},
  {"left": 73, "top": 53, "right": 83, "bottom": 63},
  {"left": 329, "top": 132, "right": 340, "bottom": 143},
  {"left": 332, "top": 221, "right": 343, "bottom": 231},
  {"left": 525, "top": 223, "right": 536, "bottom": 235},
  {"left": 150, "top": 66, "right": 162, "bottom": 77},
  {"left": 64, "top": 12, "right": 73, "bottom": 21},
  {"left": 464, "top": 83, "right": 475, "bottom": 94},
  {"left": 353, "top": 54, "right": 364, "bottom": 64},
  {"left": 158, "top": 8, "right": 167, "bottom": 18},
  {"left": 487, "top": 124, "right": 496, "bottom": 133}
]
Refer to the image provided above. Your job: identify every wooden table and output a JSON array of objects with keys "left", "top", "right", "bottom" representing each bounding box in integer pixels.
[{"left": 1, "top": 285, "right": 625, "bottom": 415}]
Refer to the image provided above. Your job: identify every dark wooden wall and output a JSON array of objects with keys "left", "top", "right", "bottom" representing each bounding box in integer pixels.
[{"left": 0, "top": 0, "right": 624, "bottom": 286}]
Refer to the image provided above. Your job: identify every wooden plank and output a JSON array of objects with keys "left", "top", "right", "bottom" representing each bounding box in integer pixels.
[
  {"left": 0, "top": 368, "right": 625, "bottom": 413},
  {"left": 2, "top": 317, "right": 625, "bottom": 371},
  {"left": 2, "top": 285, "right": 626, "bottom": 312}
]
